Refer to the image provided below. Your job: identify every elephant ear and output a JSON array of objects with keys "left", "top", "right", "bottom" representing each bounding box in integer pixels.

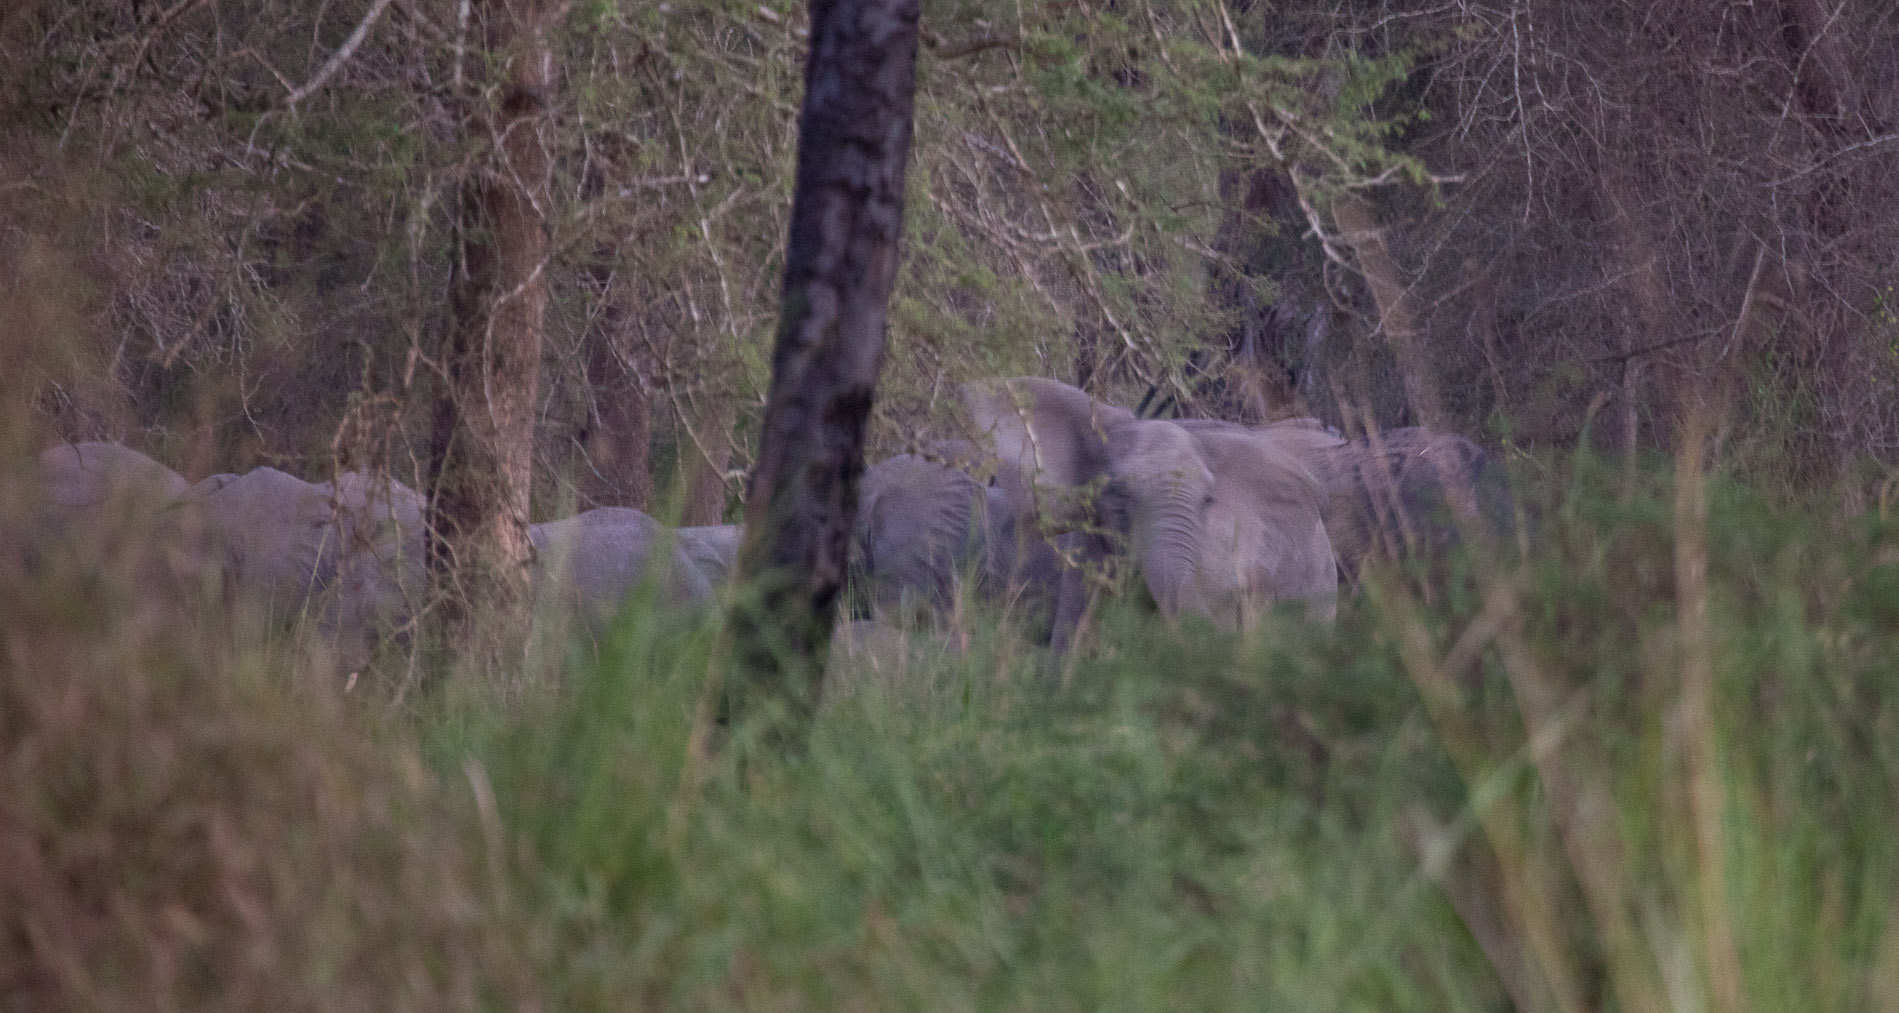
[
  {"left": 962, "top": 377, "right": 1131, "bottom": 526},
  {"left": 1104, "top": 419, "right": 1216, "bottom": 620}
]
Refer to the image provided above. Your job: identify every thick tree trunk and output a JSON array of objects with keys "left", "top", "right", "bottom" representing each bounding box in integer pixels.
[
  {"left": 426, "top": 0, "right": 557, "bottom": 675},
  {"left": 723, "top": 0, "right": 921, "bottom": 734}
]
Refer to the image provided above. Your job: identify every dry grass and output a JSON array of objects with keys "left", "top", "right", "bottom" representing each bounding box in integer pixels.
[{"left": 5, "top": 447, "right": 1899, "bottom": 1010}]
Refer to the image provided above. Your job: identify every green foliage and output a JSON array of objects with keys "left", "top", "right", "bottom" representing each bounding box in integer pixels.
[{"left": 11, "top": 456, "right": 1899, "bottom": 1007}]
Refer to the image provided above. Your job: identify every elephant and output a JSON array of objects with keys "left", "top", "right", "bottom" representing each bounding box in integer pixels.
[
  {"left": 676, "top": 523, "right": 742, "bottom": 591},
  {"left": 964, "top": 377, "right": 1337, "bottom": 633},
  {"left": 850, "top": 450, "right": 1069, "bottom": 640},
  {"left": 185, "top": 465, "right": 345, "bottom": 639},
  {"left": 180, "top": 466, "right": 429, "bottom": 672},
  {"left": 315, "top": 470, "right": 430, "bottom": 653},
  {"left": 23, "top": 442, "right": 199, "bottom": 593},
  {"left": 1179, "top": 418, "right": 1513, "bottom": 583},
  {"left": 38, "top": 441, "right": 190, "bottom": 509},
  {"left": 529, "top": 507, "right": 714, "bottom": 639}
]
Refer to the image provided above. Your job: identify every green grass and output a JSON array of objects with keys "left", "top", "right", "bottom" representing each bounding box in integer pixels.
[{"left": 7, "top": 453, "right": 1899, "bottom": 1010}]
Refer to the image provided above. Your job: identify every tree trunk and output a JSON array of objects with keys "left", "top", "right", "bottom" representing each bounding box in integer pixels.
[
  {"left": 578, "top": 288, "right": 653, "bottom": 511},
  {"left": 1331, "top": 194, "right": 1446, "bottom": 432},
  {"left": 425, "top": 0, "right": 557, "bottom": 678},
  {"left": 723, "top": 0, "right": 921, "bottom": 736},
  {"left": 680, "top": 406, "right": 736, "bottom": 526},
  {"left": 1204, "top": 164, "right": 1320, "bottom": 422}
]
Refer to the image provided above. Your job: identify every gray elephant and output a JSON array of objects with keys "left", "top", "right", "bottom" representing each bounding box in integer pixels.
[
  {"left": 850, "top": 450, "right": 1068, "bottom": 639},
  {"left": 964, "top": 377, "right": 1337, "bottom": 632},
  {"left": 34, "top": 442, "right": 190, "bottom": 543},
  {"left": 182, "top": 466, "right": 429, "bottom": 672},
  {"left": 529, "top": 507, "right": 714, "bottom": 639},
  {"left": 23, "top": 442, "right": 198, "bottom": 593},
  {"left": 185, "top": 465, "right": 342, "bottom": 635},
  {"left": 1271, "top": 422, "right": 1511, "bottom": 583},
  {"left": 676, "top": 523, "right": 742, "bottom": 591}
]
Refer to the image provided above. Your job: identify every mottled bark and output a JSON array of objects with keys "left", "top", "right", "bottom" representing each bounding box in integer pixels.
[
  {"left": 724, "top": 0, "right": 921, "bottom": 733},
  {"left": 426, "top": 0, "right": 557, "bottom": 673}
]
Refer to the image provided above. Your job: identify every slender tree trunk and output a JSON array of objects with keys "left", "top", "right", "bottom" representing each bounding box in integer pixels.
[
  {"left": 680, "top": 408, "right": 735, "bottom": 526},
  {"left": 1331, "top": 194, "right": 1446, "bottom": 431},
  {"left": 1206, "top": 164, "right": 1318, "bottom": 422},
  {"left": 723, "top": 0, "right": 921, "bottom": 736},
  {"left": 426, "top": 0, "right": 557, "bottom": 677},
  {"left": 578, "top": 287, "right": 653, "bottom": 511}
]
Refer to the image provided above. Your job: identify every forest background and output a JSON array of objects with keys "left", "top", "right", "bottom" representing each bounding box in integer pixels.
[
  {"left": 10, "top": 0, "right": 1898, "bottom": 509},
  {"left": 9, "top": 1, "right": 1899, "bottom": 1009}
]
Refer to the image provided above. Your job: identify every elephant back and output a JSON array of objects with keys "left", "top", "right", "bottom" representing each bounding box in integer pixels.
[
  {"left": 38, "top": 442, "right": 189, "bottom": 509},
  {"left": 35, "top": 443, "right": 189, "bottom": 538},
  {"left": 530, "top": 508, "right": 713, "bottom": 637},
  {"left": 1312, "top": 428, "right": 1506, "bottom": 577},
  {"left": 22, "top": 443, "right": 200, "bottom": 599},
  {"left": 192, "top": 466, "right": 342, "bottom": 628}
]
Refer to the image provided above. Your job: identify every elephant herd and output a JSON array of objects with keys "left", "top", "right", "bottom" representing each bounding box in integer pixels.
[
  {"left": 15, "top": 376, "right": 1510, "bottom": 673},
  {"left": 17, "top": 442, "right": 740, "bottom": 673},
  {"left": 852, "top": 377, "right": 1514, "bottom": 644}
]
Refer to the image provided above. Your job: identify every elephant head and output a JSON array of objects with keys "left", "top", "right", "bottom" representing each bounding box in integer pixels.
[{"left": 965, "top": 377, "right": 1336, "bottom": 631}]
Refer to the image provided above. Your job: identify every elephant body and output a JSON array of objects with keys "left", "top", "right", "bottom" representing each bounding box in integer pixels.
[
  {"left": 180, "top": 467, "right": 430, "bottom": 672},
  {"left": 966, "top": 377, "right": 1337, "bottom": 633},
  {"left": 851, "top": 452, "right": 1068, "bottom": 639},
  {"left": 529, "top": 507, "right": 713, "bottom": 638},
  {"left": 24, "top": 443, "right": 200, "bottom": 596},
  {"left": 189, "top": 466, "right": 343, "bottom": 634},
  {"left": 318, "top": 471, "right": 430, "bottom": 654}
]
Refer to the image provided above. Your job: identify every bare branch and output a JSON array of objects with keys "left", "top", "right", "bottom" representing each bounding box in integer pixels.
[{"left": 283, "top": 0, "right": 398, "bottom": 109}]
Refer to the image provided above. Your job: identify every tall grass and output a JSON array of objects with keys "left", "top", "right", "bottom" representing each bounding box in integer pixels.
[{"left": 6, "top": 451, "right": 1899, "bottom": 1009}]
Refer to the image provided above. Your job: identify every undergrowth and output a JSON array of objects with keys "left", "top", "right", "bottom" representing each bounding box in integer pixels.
[{"left": 6, "top": 453, "right": 1899, "bottom": 1010}]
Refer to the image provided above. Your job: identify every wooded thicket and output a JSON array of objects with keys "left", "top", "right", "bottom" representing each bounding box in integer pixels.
[{"left": 6, "top": 0, "right": 1898, "bottom": 503}]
